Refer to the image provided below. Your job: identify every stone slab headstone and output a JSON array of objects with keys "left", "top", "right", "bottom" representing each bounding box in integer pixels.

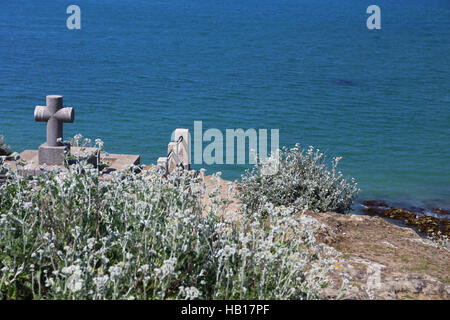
[
  {"left": 167, "top": 141, "right": 179, "bottom": 173},
  {"left": 173, "top": 128, "right": 190, "bottom": 170}
]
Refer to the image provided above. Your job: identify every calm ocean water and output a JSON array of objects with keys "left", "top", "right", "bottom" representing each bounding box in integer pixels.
[{"left": 0, "top": 0, "right": 449, "bottom": 209}]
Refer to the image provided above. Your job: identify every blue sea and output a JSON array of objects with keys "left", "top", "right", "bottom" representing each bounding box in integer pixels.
[{"left": 0, "top": 0, "right": 449, "bottom": 210}]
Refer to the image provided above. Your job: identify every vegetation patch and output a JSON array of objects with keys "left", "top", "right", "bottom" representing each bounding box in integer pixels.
[
  {"left": 239, "top": 145, "right": 359, "bottom": 216},
  {"left": 0, "top": 137, "right": 352, "bottom": 300}
]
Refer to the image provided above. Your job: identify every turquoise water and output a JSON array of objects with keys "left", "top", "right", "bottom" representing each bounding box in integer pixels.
[{"left": 0, "top": 0, "right": 449, "bottom": 209}]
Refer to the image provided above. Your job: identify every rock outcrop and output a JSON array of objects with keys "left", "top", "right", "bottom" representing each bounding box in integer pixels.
[{"left": 306, "top": 211, "right": 450, "bottom": 300}]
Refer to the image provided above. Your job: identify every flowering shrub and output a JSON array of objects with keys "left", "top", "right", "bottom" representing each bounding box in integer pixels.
[
  {"left": 0, "top": 137, "right": 339, "bottom": 300},
  {"left": 240, "top": 144, "right": 359, "bottom": 215}
]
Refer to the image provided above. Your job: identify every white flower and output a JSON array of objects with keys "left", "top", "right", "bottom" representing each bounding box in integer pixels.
[
  {"left": 178, "top": 286, "right": 201, "bottom": 300},
  {"left": 154, "top": 257, "right": 177, "bottom": 279},
  {"left": 45, "top": 278, "right": 55, "bottom": 287},
  {"left": 87, "top": 238, "right": 96, "bottom": 250},
  {"left": 93, "top": 275, "right": 109, "bottom": 290},
  {"left": 138, "top": 264, "right": 149, "bottom": 274},
  {"left": 62, "top": 265, "right": 84, "bottom": 293},
  {"left": 109, "top": 265, "right": 123, "bottom": 279}
]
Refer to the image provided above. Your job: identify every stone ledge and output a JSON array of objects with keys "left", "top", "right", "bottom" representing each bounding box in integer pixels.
[{"left": 3, "top": 148, "right": 140, "bottom": 177}]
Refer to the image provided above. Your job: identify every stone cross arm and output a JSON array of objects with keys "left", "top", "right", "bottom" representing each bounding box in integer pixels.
[
  {"left": 34, "top": 95, "right": 75, "bottom": 147},
  {"left": 34, "top": 105, "right": 74, "bottom": 123},
  {"left": 34, "top": 107, "right": 74, "bottom": 124}
]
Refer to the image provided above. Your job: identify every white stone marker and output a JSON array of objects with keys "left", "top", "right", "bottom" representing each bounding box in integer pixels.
[{"left": 172, "top": 128, "right": 190, "bottom": 170}]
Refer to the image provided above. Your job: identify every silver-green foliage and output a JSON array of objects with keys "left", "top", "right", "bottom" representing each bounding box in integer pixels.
[
  {"left": 240, "top": 144, "right": 359, "bottom": 215},
  {"left": 0, "top": 139, "right": 337, "bottom": 300}
]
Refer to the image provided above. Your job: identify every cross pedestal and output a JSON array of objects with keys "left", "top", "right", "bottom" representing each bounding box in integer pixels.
[
  {"left": 34, "top": 95, "right": 74, "bottom": 165},
  {"left": 37, "top": 144, "right": 69, "bottom": 166}
]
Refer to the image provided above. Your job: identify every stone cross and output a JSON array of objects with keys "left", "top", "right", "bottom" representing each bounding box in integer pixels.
[
  {"left": 34, "top": 95, "right": 74, "bottom": 147},
  {"left": 34, "top": 95, "right": 74, "bottom": 164}
]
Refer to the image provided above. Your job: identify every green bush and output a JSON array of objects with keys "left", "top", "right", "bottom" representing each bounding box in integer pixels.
[{"left": 240, "top": 144, "right": 359, "bottom": 215}]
